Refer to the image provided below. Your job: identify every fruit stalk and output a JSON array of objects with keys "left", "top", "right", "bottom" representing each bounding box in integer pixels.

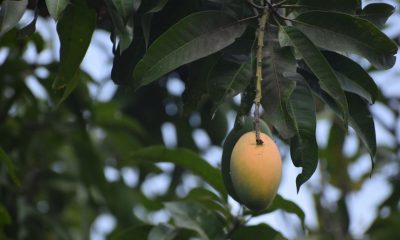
[{"left": 254, "top": 9, "right": 269, "bottom": 145}]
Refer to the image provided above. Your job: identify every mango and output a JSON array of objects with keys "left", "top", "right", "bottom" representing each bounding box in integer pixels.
[
  {"left": 221, "top": 116, "right": 272, "bottom": 203},
  {"left": 230, "top": 131, "right": 282, "bottom": 211}
]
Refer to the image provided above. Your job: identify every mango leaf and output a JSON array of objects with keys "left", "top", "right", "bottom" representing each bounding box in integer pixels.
[
  {"left": 287, "top": 79, "right": 318, "bottom": 191},
  {"left": 130, "top": 146, "right": 226, "bottom": 197},
  {"left": 231, "top": 224, "right": 284, "bottom": 240},
  {"left": 297, "top": 0, "right": 360, "bottom": 13},
  {"left": 104, "top": 0, "right": 134, "bottom": 52},
  {"left": 293, "top": 11, "right": 397, "bottom": 69},
  {"left": 0, "top": 204, "right": 11, "bottom": 226},
  {"left": 53, "top": 0, "right": 96, "bottom": 92},
  {"left": 109, "top": 225, "right": 152, "bottom": 240},
  {"left": 262, "top": 26, "right": 296, "bottom": 139},
  {"left": 112, "top": 0, "right": 139, "bottom": 21},
  {"left": 141, "top": 0, "right": 169, "bottom": 48},
  {"left": 300, "top": 70, "right": 376, "bottom": 167},
  {"left": 0, "top": 0, "right": 28, "bottom": 36},
  {"left": 208, "top": 55, "right": 253, "bottom": 113},
  {"left": 322, "top": 51, "right": 378, "bottom": 104},
  {"left": 148, "top": 224, "right": 178, "bottom": 240},
  {"left": 245, "top": 194, "right": 305, "bottom": 229},
  {"left": 359, "top": 3, "right": 395, "bottom": 28},
  {"left": 279, "top": 26, "right": 349, "bottom": 127},
  {"left": 45, "top": 0, "right": 69, "bottom": 21},
  {"left": 182, "top": 53, "right": 220, "bottom": 114},
  {"left": 165, "top": 201, "right": 225, "bottom": 240},
  {"left": 132, "top": 11, "right": 246, "bottom": 89},
  {"left": 346, "top": 93, "right": 376, "bottom": 165},
  {"left": 0, "top": 147, "right": 21, "bottom": 187},
  {"left": 16, "top": 10, "right": 37, "bottom": 39}
]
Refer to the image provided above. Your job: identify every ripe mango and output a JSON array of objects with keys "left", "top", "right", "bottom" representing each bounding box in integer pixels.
[
  {"left": 221, "top": 116, "right": 272, "bottom": 204},
  {"left": 230, "top": 131, "right": 282, "bottom": 211}
]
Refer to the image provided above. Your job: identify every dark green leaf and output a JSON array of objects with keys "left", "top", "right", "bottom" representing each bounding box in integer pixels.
[
  {"left": 231, "top": 224, "right": 285, "bottom": 240},
  {"left": 208, "top": 55, "right": 253, "bottom": 112},
  {"left": 130, "top": 146, "right": 226, "bottom": 197},
  {"left": 105, "top": 0, "right": 134, "bottom": 52},
  {"left": 262, "top": 26, "right": 296, "bottom": 139},
  {"left": 0, "top": 0, "right": 28, "bottom": 36},
  {"left": 287, "top": 79, "right": 318, "bottom": 191},
  {"left": 301, "top": 70, "right": 376, "bottom": 167},
  {"left": 165, "top": 201, "right": 225, "bottom": 240},
  {"left": 293, "top": 11, "right": 397, "bottom": 69},
  {"left": 132, "top": 11, "right": 246, "bottom": 89},
  {"left": 53, "top": 0, "right": 96, "bottom": 92},
  {"left": 246, "top": 194, "right": 305, "bottom": 229},
  {"left": 0, "top": 204, "right": 12, "bottom": 226},
  {"left": 182, "top": 53, "right": 220, "bottom": 114},
  {"left": 297, "top": 0, "right": 360, "bottom": 13},
  {"left": 0, "top": 147, "right": 21, "bottom": 187},
  {"left": 112, "top": 0, "right": 139, "bottom": 21},
  {"left": 280, "top": 26, "right": 349, "bottom": 127},
  {"left": 346, "top": 93, "right": 376, "bottom": 165},
  {"left": 148, "top": 224, "right": 178, "bottom": 240},
  {"left": 359, "top": 3, "right": 395, "bottom": 28},
  {"left": 322, "top": 51, "right": 378, "bottom": 104},
  {"left": 141, "top": 0, "right": 169, "bottom": 48},
  {"left": 109, "top": 225, "right": 152, "bottom": 240},
  {"left": 45, "top": 0, "right": 69, "bottom": 21}
]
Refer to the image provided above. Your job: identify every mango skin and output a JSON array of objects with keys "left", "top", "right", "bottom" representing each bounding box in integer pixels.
[
  {"left": 221, "top": 117, "right": 271, "bottom": 202},
  {"left": 230, "top": 132, "right": 282, "bottom": 211}
]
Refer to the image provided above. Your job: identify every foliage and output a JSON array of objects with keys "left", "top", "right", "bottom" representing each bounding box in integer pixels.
[{"left": 0, "top": 0, "right": 399, "bottom": 239}]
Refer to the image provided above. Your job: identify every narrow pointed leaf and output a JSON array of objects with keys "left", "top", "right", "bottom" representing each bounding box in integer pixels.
[
  {"left": 280, "top": 26, "right": 349, "bottom": 127},
  {"left": 165, "top": 201, "right": 225, "bottom": 240},
  {"left": 130, "top": 146, "right": 226, "bottom": 197},
  {"left": 297, "top": 0, "right": 360, "bottom": 13},
  {"left": 300, "top": 70, "right": 376, "bottom": 166},
  {"left": 262, "top": 26, "right": 296, "bottom": 139},
  {"left": 359, "top": 3, "right": 395, "bottom": 28},
  {"left": 287, "top": 80, "right": 318, "bottom": 191},
  {"left": 141, "top": 0, "right": 168, "bottom": 48},
  {"left": 208, "top": 54, "right": 253, "bottom": 112},
  {"left": 0, "top": 0, "right": 28, "bottom": 36},
  {"left": 322, "top": 51, "right": 378, "bottom": 104},
  {"left": 53, "top": 1, "right": 96, "bottom": 91},
  {"left": 0, "top": 147, "right": 21, "bottom": 187},
  {"left": 293, "top": 11, "right": 397, "bottom": 69},
  {"left": 45, "top": 0, "right": 69, "bottom": 21},
  {"left": 132, "top": 11, "right": 246, "bottom": 89}
]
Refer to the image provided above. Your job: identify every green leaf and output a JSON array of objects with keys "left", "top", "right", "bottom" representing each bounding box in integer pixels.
[
  {"left": 293, "top": 11, "right": 397, "bottom": 69},
  {"left": 148, "top": 224, "right": 178, "bottom": 240},
  {"left": 0, "top": 147, "right": 21, "bottom": 187},
  {"left": 112, "top": 0, "right": 139, "bottom": 21},
  {"left": 262, "top": 26, "right": 296, "bottom": 139},
  {"left": 322, "top": 51, "right": 378, "bottom": 104},
  {"left": 300, "top": 70, "right": 376, "bottom": 166},
  {"left": 0, "top": 204, "right": 12, "bottom": 226},
  {"left": 53, "top": 0, "right": 96, "bottom": 91},
  {"left": 182, "top": 53, "right": 220, "bottom": 114},
  {"left": 45, "top": 0, "right": 69, "bottom": 21},
  {"left": 130, "top": 146, "right": 227, "bottom": 197},
  {"left": 279, "top": 26, "right": 349, "bottom": 127},
  {"left": 208, "top": 55, "right": 253, "bottom": 112},
  {"left": 287, "top": 79, "right": 318, "bottom": 191},
  {"left": 359, "top": 3, "right": 395, "bottom": 28},
  {"left": 246, "top": 194, "right": 305, "bottom": 229},
  {"left": 0, "top": 0, "right": 28, "bottom": 36},
  {"left": 132, "top": 11, "right": 246, "bottom": 89},
  {"left": 297, "top": 0, "right": 360, "bottom": 13},
  {"left": 231, "top": 224, "right": 284, "bottom": 240},
  {"left": 346, "top": 93, "right": 376, "bottom": 165},
  {"left": 105, "top": 0, "right": 134, "bottom": 52},
  {"left": 141, "top": 0, "right": 169, "bottom": 48},
  {"left": 109, "top": 225, "right": 152, "bottom": 240},
  {"left": 165, "top": 201, "right": 225, "bottom": 240}
]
